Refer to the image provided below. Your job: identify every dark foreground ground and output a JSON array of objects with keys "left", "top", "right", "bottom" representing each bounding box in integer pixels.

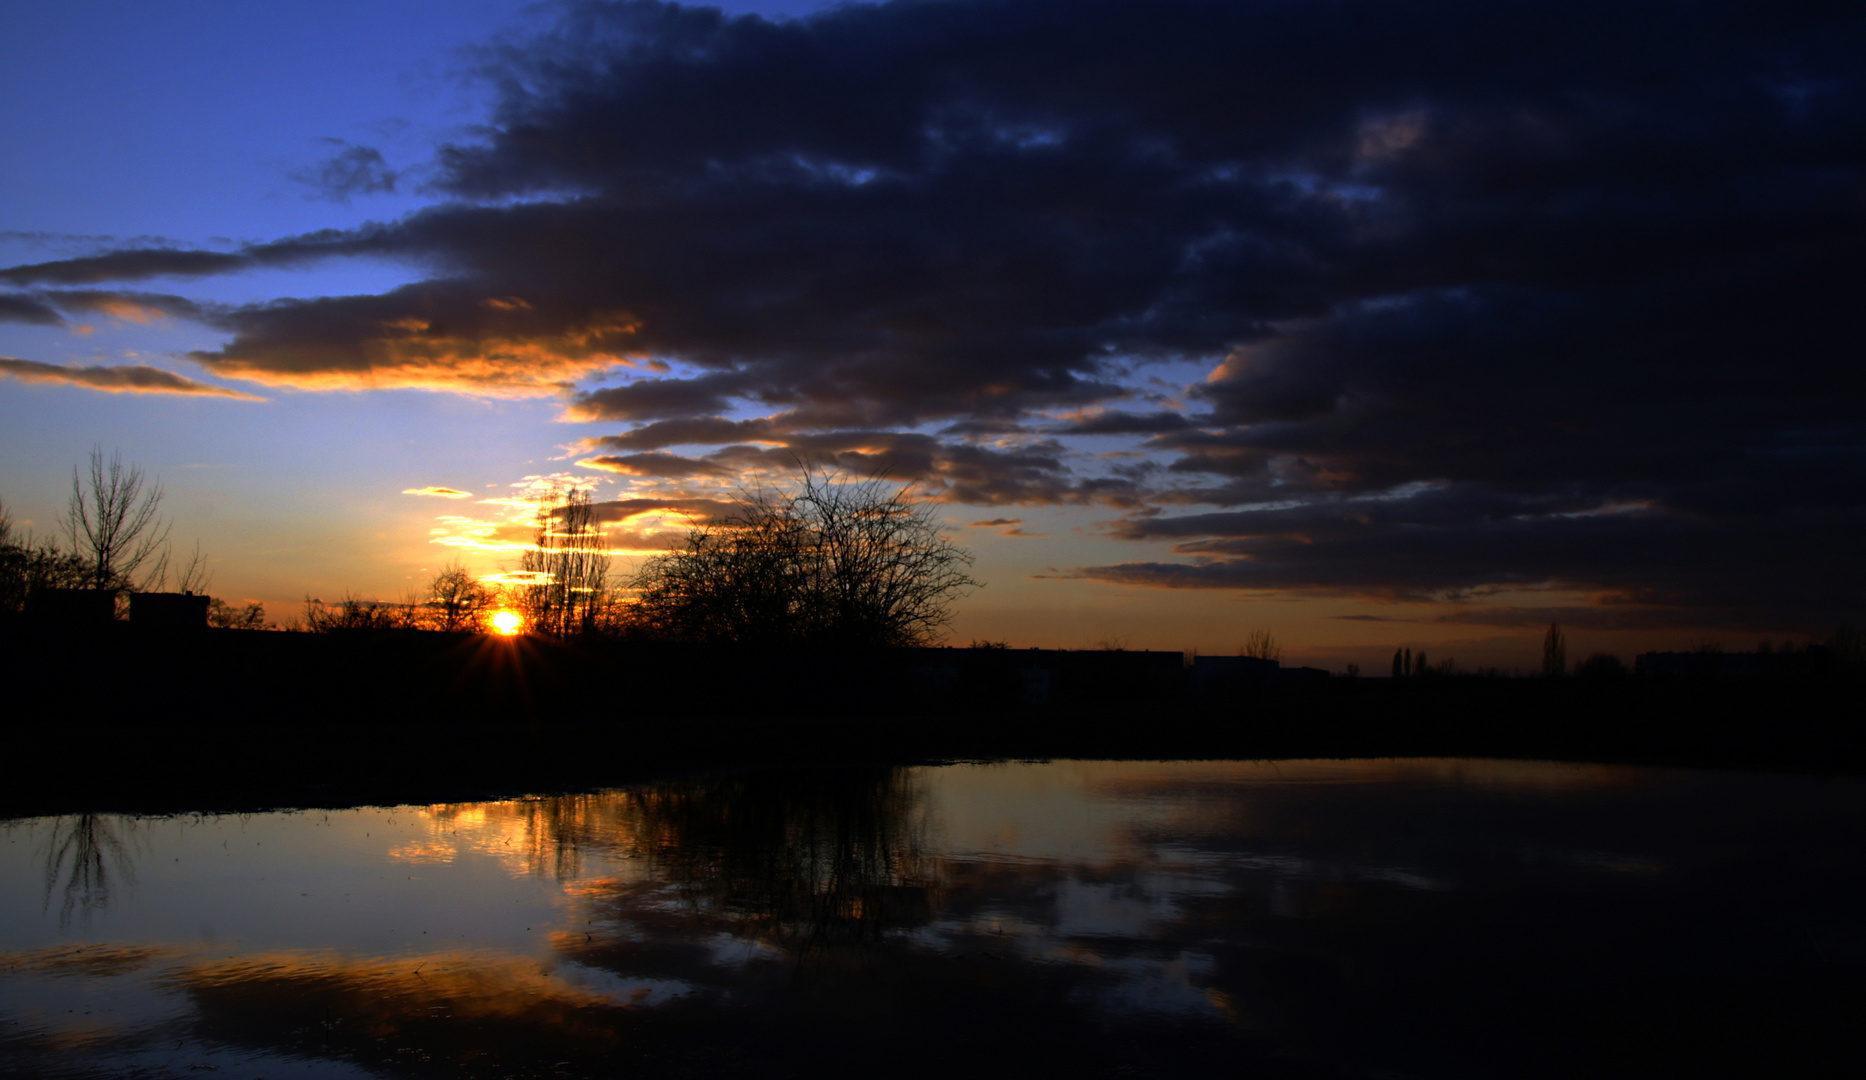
[{"left": 2, "top": 623, "right": 1861, "bottom": 817}]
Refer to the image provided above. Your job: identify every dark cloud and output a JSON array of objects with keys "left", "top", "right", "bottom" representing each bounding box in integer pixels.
[
  {"left": 1054, "top": 410, "right": 1196, "bottom": 436},
  {"left": 3, "top": 0, "right": 1860, "bottom": 629},
  {"left": 0, "top": 248, "right": 249, "bottom": 286},
  {"left": 592, "top": 495, "right": 740, "bottom": 524},
  {"left": 565, "top": 372, "right": 752, "bottom": 421},
  {"left": 0, "top": 294, "right": 63, "bottom": 326},
  {"left": 582, "top": 416, "right": 777, "bottom": 450},
  {"left": 578, "top": 451, "right": 733, "bottom": 478},
  {"left": 1083, "top": 483, "right": 1863, "bottom": 632},
  {"left": 0, "top": 357, "right": 264, "bottom": 400},
  {"left": 0, "top": 289, "right": 209, "bottom": 327},
  {"left": 0, "top": 228, "right": 378, "bottom": 287},
  {"left": 45, "top": 290, "right": 209, "bottom": 323},
  {"left": 293, "top": 141, "right": 399, "bottom": 202},
  {"left": 575, "top": 424, "right": 1143, "bottom": 506},
  {"left": 970, "top": 518, "right": 1021, "bottom": 527}
]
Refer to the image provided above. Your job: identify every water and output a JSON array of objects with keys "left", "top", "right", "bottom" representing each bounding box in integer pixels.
[{"left": 3, "top": 759, "right": 1864, "bottom": 1078}]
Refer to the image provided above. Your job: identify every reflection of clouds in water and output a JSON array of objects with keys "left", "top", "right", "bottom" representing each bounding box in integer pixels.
[
  {"left": 415, "top": 796, "right": 658, "bottom": 881},
  {"left": 386, "top": 837, "right": 459, "bottom": 864},
  {"left": 1097, "top": 950, "right": 1220, "bottom": 1016},
  {"left": 0, "top": 943, "right": 192, "bottom": 1056},
  {"left": 4, "top": 759, "right": 1862, "bottom": 1080}
]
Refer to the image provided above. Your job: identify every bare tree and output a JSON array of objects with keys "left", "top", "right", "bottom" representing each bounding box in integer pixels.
[
  {"left": 207, "top": 598, "right": 270, "bottom": 630},
  {"left": 301, "top": 594, "right": 403, "bottom": 632},
  {"left": 425, "top": 559, "right": 494, "bottom": 632},
  {"left": 1240, "top": 629, "right": 1281, "bottom": 662},
  {"left": 518, "top": 485, "right": 610, "bottom": 636},
  {"left": 63, "top": 448, "right": 172, "bottom": 592},
  {"left": 631, "top": 467, "right": 979, "bottom": 647},
  {"left": 170, "top": 541, "right": 209, "bottom": 594}
]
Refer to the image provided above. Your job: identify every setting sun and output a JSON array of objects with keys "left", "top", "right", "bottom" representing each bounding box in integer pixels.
[{"left": 489, "top": 610, "right": 523, "bottom": 636}]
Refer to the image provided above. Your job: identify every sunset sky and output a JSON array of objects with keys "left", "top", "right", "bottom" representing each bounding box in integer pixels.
[{"left": 2, "top": 0, "right": 1860, "bottom": 670}]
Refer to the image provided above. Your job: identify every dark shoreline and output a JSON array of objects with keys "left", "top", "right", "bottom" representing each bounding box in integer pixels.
[{"left": 6, "top": 668, "right": 1862, "bottom": 819}]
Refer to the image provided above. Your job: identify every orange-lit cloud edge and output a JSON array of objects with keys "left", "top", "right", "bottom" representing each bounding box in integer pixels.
[{"left": 0, "top": 356, "right": 265, "bottom": 400}]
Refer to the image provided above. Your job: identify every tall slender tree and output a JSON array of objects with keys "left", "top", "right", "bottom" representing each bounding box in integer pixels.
[
  {"left": 63, "top": 448, "right": 171, "bottom": 592},
  {"left": 1543, "top": 622, "right": 1567, "bottom": 677},
  {"left": 518, "top": 485, "right": 610, "bottom": 636}
]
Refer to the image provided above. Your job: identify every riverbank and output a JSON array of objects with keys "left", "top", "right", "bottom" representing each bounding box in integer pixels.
[{"left": 3, "top": 672, "right": 1861, "bottom": 818}]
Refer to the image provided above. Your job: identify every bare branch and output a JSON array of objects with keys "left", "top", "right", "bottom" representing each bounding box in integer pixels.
[{"left": 61, "top": 447, "right": 171, "bottom": 592}]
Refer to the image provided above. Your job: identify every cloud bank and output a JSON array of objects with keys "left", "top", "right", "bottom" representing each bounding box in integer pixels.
[{"left": 4, "top": 0, "right": 1861, "bottom": 630}]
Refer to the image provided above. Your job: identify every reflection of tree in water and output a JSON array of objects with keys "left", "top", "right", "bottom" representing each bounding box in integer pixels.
[
  {"left": 624, "top": 767, "right": 935, "bottom": 950},
  {"left": 459, "top": 769, "right": 934, "bottom": 950},
  {"left": 39, "top": 813, "right": 139, "bottom": 928},
  {"left": 425, "top": 769, "right": 934, "bottom": 950},
  {"left": 427, "top": 793, "right": 624, "bottom": 881}
]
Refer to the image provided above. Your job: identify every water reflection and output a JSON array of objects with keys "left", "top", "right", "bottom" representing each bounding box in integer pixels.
[
  {"left": 39, "top": 814, "right": 139, "bottom": 929},
  {"left": 623, "top": 768, "right": 933, "bottom": 948},
  {"left": 3, "top": 759, "right": 1865, "bottom": 1079}
]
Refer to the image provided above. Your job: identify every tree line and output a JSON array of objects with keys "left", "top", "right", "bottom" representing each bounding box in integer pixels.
[
  {"left": 3, "top": 453, "right": 980, "bottom": 647},
  {"left": 308, "top": 468, "right": 981, "bottom": 647}
]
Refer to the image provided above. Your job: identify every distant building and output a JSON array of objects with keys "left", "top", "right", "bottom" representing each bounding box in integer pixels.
[{"left": 130, "top": 591, "right": 209, "bottom": 631}]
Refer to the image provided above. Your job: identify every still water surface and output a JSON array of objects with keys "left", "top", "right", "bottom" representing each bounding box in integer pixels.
[{"left": 4, "top": 759, "right": 1864, "bottom": 1078}]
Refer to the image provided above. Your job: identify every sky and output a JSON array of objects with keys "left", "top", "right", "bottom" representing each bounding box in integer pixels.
[{"left": 2, "top": 0, "right": 1861, "bottom": 670}]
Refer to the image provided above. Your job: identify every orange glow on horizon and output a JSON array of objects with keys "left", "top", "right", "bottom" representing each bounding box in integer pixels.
[{"left": 489, "top": 610, "right": 523, "bottom": 635}]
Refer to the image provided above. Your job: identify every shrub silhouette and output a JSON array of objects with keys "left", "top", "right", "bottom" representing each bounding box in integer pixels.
[{"left": 631, "top": 468, "right": 978, "bottom": 647}]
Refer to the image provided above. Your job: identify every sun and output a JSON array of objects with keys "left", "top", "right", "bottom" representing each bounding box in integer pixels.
[{"left": 489, "top": 610, "right": 523, "bottom": 636}]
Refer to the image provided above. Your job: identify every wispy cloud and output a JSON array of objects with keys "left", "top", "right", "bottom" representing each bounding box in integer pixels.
[
  {"left": 0, "top": 357, "right": 263, "bottom": 400},
  {"left": 292, "top": 140, "right": 399, "bottom": 203},
  {"left": 402, "top": 486, "right": 474, "bottom": 499}
]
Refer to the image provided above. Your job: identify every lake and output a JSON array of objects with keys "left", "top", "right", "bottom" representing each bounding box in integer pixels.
[{"left": 4, "top": 758, "right": 1864, "bottom": 1078}]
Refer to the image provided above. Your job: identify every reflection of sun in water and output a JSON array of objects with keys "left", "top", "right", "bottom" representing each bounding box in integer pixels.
[{"left": 489, "top": 610, "right": 523, "bottom": 635}]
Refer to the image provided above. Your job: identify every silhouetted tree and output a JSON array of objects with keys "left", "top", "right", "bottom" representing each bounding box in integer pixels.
[
  {"left": 1576, "top": 652, "right": 1628, "bottom": 678},
  {"left": 423, "top": 558, "right": 493, "bottom": 632},
  {"left": 0, "top": 500, "right": 89, "bottom": 617},
  {"left": 301, "top": 593, "right": 404, "bottom": 632},
  {"left": 518, "top": 485, "right": 610, "bottom": 636},
  {"left": 630, "top": 468, "right": 979, "bottom": 647},
  {"left": 1543, "top": 622, "right": 1567, "bottom": 677},
  {"left": 1240, "top": 629, "right": 1281, "bottom": 662},
  {"left": 1392, "top": 648, "right": 1404, "bottom": 679},
  {"left": 207, "top": 597, "right": 270, "bottom": 630},
  {"left": 63, "top": 447, "right": 172, "bottom": 592}
]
